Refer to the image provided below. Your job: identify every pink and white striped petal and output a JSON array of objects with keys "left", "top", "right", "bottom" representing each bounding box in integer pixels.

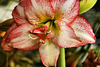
[
  {"left": 39, "top": 40, "right": 60, "bottom": 67},
  {"left": 7, "top": 23, "right": 39, "bottom": 50},
  {"left": 12, "top": 4, "right": 28, "bottom": 25},
  {"left": 8, "top": 23, "right": 34, "bottom": 40},
  {"left": 62, "top": 0, "right": 80, "bottom": 24},
  {"left": 1, "top": 23, "right": 17, "bottom": 51},
  {"left": 52, "top": 20, "right": 81, "bottom": 48},
  {"left": 71, "top": 15, "right": 96, "bottom": 46},
  {"left": 10, "top": 34, "right": 39, "bottom": 50},
  {"left": 51, "top": 0, "right": 79, "bottom": 24},
  {"left": 24, "top": 0, "right": 54, "bottom": 24},
  {"left": 51, "top": 0, "right": 76, "bottom": 12}
]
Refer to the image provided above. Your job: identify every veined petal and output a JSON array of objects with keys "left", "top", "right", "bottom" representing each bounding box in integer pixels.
[
  {"left": 50, "top": 0, "right": 67, "bottom": 12},
  {"left": 1, "top": 23, "right": 17, "bottom": 51},
  {"left": 19, "top": 0, "right": 24, "bottom": 4},
  {"left": 51, "top": 0, "right": 76, "bottom": 12},
  {"left": 8, "top": 23, "right": 34, "bottom": 40},
  {"left": 12, "top": 4, "right": 27, "bottom": 25},
  {"left": 39, "top": 40, "right": 60, "bottom": 67},
  {"left": 71, "top": 15, "right": 96, "bottom": 46},
  {"left": 62, "top": 0, "right": 79, "bottom": 24},
  {"left": 24, "top": 0, "right": 54, "bottom": 24},
  {"left": 52, "top": 20, "right": 81, "bottom": 48},
  {"left": 7, "top": 23, "right": 39, "bottom": 50},
  {"left": 51, "top": 0, "right": 79, "bottom": 24},
  {"left": 10, "top": 34, "right": 39, "bottom": 50}
]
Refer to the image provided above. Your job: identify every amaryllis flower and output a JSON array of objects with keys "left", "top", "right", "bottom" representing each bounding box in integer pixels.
[{"left": 1, "top": 0, "right": 96, "bottom": 67}]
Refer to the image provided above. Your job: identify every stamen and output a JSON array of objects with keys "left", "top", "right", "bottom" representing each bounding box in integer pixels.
[
  {"left": 39, "top": 38, "right": 45, "bottom": 44},
  {"left": 29, "top": 34, "right": 38, "bottom": 40}
]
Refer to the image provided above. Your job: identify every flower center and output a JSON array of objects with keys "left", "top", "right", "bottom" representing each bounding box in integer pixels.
[
  {"left": 29, "top": 18, "right": 58, "bottom": 43},
  {"left": 41, "top": 18, "right": 58, "bottom": 32},
  {"left": 42, "top": 19, "right": 55, "bottom": 24},
  {"left": 29, "top": 25, "right": 50, "bottom": 43}
]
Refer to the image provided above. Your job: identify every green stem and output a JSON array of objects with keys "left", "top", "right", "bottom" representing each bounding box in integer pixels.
[{"left": 58, "top": 48, "right": 66, "bottom": 67}]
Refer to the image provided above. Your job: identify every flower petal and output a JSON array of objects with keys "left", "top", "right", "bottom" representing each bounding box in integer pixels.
[
  {"left": 70, "top": 15, "right": 96, "bottom": 46},
  {"left": 52, "top": 20, "right": 81, "bottom": 48},
  {"left": 12, "top": 4, "right": 27, "bottom": 25},
  {"left": 24, "top": 0, "right": 54, "bottom": 24},
  {"left": 51, "top": 0, "right": 79, "bottom": 24},
  {"left": 7, "top": 23, "right": 39, "bottom": 50},
  {"left": 1, "top": 23, "right": 17, "bottom": 51},
  {"left": 39, "top": 40, "right": 60, "bottom": 67},
  {"left": 62, "top": 0, "right": 80, "bottom": 24},
  {"left": 10, "top": 34, "right": 39, "bottom": 51},
  {"left": 51, "top": 0, "right": 76, "bottom": 12}
]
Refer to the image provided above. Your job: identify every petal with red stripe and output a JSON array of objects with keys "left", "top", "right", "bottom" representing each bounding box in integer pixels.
[
  {"left": 1, "top": 23, "right": 17, "bottom": 51},
  {"left": 51, "top": 0, "right": 76, "bottom": 12},
  {"left": 24, "top": 0, "right": 54, "bottom": 24},
  {"left": 52, "top": 20, "right": 81, "bottom": 48},
  {"left": 70, "top": 15, "right": 96, "bottom": 46},
  {"left": 62, "top": 0, "right": 80, "bottom": 24},
  {"left": 12, "top": 4, "right": 28, "bottom": 25},
  {"left": 7, "top": 23, "right": 39, "bottom": 50},
  {"left": 39, "top": 40, "right": 60, "bottom": 67},
  {"left": 51, "top": 0, "right": 79, "bottom": 24}
]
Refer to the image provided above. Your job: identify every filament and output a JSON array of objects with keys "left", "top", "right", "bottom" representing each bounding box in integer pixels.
[{"left": 29, "top": 34, "right": 38, "bottom": 40}]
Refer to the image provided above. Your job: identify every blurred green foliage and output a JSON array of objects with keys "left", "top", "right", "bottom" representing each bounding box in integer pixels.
[
  {"left": 0, "top": 0, "right": 9, "bottom": 5},
  {"left": 0, "top": 0, "right": 18, "bottom": 5}
]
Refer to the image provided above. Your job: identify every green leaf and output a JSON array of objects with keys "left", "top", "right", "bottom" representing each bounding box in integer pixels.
[{"left": 79, "top": 0, "right": 97, "bottom": 14}]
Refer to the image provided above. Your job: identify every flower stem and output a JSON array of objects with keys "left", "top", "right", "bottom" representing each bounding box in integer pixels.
[{"left": 58, "top": 48, "right": 66, "bottom": 67}]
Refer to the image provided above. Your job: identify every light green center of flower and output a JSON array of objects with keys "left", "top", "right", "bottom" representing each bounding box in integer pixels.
[{"left": 40, "top": 18, "right": 59, "bottom": 33}]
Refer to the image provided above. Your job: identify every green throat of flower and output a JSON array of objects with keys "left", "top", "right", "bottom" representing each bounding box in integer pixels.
[{"left": 40, "top": 18, "right": 59, "bottom": 33}]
